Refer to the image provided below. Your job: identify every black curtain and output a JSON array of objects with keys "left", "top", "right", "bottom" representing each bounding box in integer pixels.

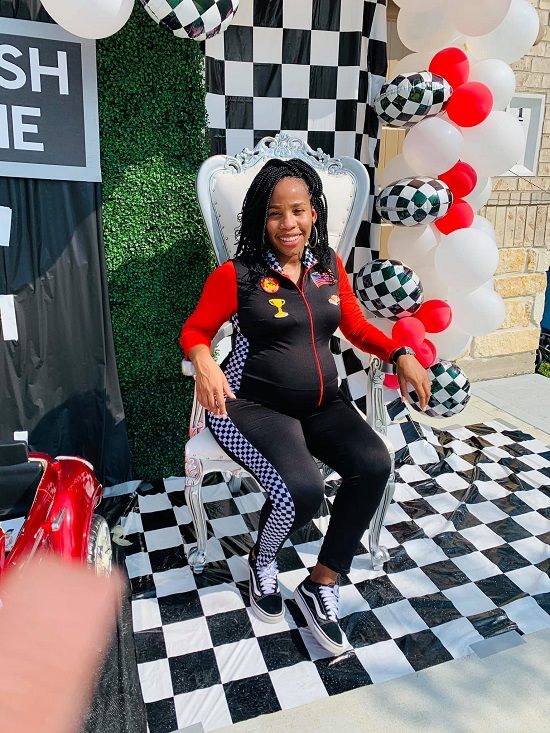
[{"left": 0, "top": 3, "right": 131, "bottom": 486}]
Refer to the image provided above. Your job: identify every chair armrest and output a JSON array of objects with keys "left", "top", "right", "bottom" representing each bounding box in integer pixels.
[
  {"left": 181, "top": 322, "right": 233, "bottom": 436},
  {"left": 367, "top": 356, "right": 392, "bottom": 436},
  {"left": 182, "top": 360, "right": 196, "bottom": 377},
  {"left": 181, "top": 321, "right": 233, "bottom": 377},
  {"left": 333, "top": 331, "right": 392, "bottom": 436}
]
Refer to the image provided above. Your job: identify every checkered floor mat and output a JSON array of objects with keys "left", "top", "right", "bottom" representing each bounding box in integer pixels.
[{"left": 120, "top": 420, "right": 550, "bottom": 732}]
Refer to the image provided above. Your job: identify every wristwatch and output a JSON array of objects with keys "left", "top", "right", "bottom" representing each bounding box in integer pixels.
[{"left": 391, "top": 346, "right": 415, "bottom": 373}]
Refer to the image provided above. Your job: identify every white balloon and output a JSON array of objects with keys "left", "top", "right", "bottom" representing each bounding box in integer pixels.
[
  {"left": 402, "top": 117, "right": 464, "bottom": 176},
  {"left": 471, "top": 215, "right": 496, "bottom": 239},
  {"left": 469, "top": 59, "right": 516, "bottom": 111},
  {"left": 393, "top": 51, "right": 435, "bottom": 76},
  {"left": 395, "top": 0, "right": 443, "bottom": 11},
  {"left": 461, "top": 111, "right": 525, "bottom": 177},
  {"left": 431, "top": 224, "right": 443, "bottom": 242},
  {"left": 413, "top": 253, "right": 450, "bottom": 300},
  {"left": 464, "top": 176, "right": 492, "bottom": 211},
  {"left": 379, "top": 154, "right": 418, "bottom": 188},
  {"left": 430, "top": 326, "right": 472, "bottom": 360},
  {"left": 434, "top": 228, "right": 499, "bottom": 292},
  {"left": 392, "top": 42, "right": 466, "bottom": 76},
  {"left": 387, "top": 225, "right": 439, "bottom": 270},
  {"left": 397, "top": 5, "right": 458, "bottom": 52},
  {"left": 41, "top": 0, "right": 133, "bottom": 38},
  {"left": 449, "top": 0, "right": 511, "bottom": 37},
  {"left": 449, "top": 286, "right": 506, "bottom": 335},
  {"left": 466, "top": 0, "right": 540, "bottom": 64}
]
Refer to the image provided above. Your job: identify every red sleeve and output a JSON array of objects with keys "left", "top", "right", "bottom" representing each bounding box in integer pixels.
[
  {"left": 336, "top": 254, "right": 398, "bottom": 363},
  {"left": 180, "top": 261, "right": 237, "bottom": 358}
]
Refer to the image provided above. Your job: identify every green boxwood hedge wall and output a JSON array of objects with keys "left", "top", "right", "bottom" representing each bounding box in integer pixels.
[{"left": 97, "top": 7, "right": 213, "bottom": 479}]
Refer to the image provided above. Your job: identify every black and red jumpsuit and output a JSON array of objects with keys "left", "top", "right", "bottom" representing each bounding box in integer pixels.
[{"left": 181, "top": 248, "right": 399, "bottom": 574}]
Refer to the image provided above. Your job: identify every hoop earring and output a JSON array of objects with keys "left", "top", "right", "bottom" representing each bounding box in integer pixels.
[{"left": 309, "top": 225, "right": 319, "bottom": 250}]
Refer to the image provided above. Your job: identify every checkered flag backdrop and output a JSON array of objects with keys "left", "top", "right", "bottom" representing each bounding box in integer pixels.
[{"left": 204, "top": 0, "right": 389, "bottom": 412}]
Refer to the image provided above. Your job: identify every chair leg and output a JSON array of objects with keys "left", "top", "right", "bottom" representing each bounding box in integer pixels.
[
  {"left": 368, "top": 451, "right": 396, "bottom": 571},
  {"left": 223, "top": 472, "right": 242, "bottom": 495},
  {"left": 185, "top": 456, "right": 208, "bottom": 574}
]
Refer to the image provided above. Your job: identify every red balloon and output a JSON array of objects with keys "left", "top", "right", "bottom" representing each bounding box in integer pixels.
[
  {"left": 439, "top": 161, "right": 478, "bottom": 199},
  {"left": 384, "top": 374, "right": 400, "bottom": 390},
  {"left": 429, "top": 47, "right": 469, "bottom": 90},
  {"left": 415, "top": 300, "right": 453, "bottom": 334},
  {"left": 446, "top": 82, "right": 493, "bottom": 127},
  {"left": 434, "top": 199, "right": 474, "bottom": 235},
  {"left": 392, "top": 317, "right": 426, "bottom": 348},
  {"left": 416, "top": 339, "right": 437, "bottom": 368}
]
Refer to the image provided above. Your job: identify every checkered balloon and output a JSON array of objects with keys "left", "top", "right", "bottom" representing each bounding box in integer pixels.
[
  {"left": 355, "top": 259, "right": 423, "bottom": 320},
  {"left": 409, "top": 361, "right": 471, "bottom": 418},
  {"left": 375, "top": 72, "right": 452, "bottom": 128},
  {"left": 376, "top": 177, "right": 453, "bottom": 227},
  {"left": 140, "top": 0, "right": 239, "bottom": 41}
]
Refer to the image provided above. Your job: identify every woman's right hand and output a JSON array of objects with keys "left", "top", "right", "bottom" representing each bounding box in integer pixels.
[{"left": 189, "top": 345, "right": 236, "bottom": 416}]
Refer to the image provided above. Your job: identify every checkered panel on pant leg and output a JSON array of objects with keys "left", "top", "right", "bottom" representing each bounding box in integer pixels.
[
  {"left": 208, "top": 413, "right": 296, "bottom": 568},
  {"left": 223, "top": 315, "right": 249, "bottom": 394}
]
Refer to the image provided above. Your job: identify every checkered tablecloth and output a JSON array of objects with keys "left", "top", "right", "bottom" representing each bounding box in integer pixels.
[{"left": 120, "top": 419, "right": 550, "bottom": 732}]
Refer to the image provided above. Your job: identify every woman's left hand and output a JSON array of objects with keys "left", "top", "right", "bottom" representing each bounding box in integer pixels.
[{"left": 395, "top": 355, "right": 431, "bottom": 411}]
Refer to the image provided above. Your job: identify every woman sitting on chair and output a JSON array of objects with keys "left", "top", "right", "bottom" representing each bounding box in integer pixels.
[{"left": 180, "top": 158, "right": 430, "bottom": 655}]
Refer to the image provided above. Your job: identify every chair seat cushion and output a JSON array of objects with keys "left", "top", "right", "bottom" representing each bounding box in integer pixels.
[
  {"left": 187, "top": 426, "right": 394, "bottom": 464},
  {"left": 186, "top": 428, "right": 232, "bottom": 461}
]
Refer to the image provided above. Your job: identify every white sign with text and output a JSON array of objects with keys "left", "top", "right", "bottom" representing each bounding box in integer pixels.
[{"left": 0, "top": 17, "right": 100, "bottom": 182}]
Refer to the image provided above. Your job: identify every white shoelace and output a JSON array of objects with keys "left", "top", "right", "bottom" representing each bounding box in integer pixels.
[
  {"left": 318, "top": 583, "right": 340, "bottom": 622},
  {"left": 256, "top": 559, "right": 279, "bottom": 595}
]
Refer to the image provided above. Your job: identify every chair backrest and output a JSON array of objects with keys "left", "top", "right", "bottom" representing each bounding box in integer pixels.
[{"left": 196, "top": 133, "right": 369, "bottom": 267}]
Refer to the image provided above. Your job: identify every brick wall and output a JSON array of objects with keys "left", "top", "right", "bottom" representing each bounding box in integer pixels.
[{"left": 383, "top": 0, "right": 549, "bottom": 380}]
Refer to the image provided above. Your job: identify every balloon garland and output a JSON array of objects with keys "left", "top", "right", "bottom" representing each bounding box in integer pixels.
[
  {"left": 40, "top": 0, "right": 240, "bottom": 41},
  {"left": 370, "top": 0, "right": 540, "bottom": 415}
]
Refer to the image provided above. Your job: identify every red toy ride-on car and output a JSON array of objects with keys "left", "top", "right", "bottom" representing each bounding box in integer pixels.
[{"left": 0, "top": 441, "right": 112, "bottom": 577}]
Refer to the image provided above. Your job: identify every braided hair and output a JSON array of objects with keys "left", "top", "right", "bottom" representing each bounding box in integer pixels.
[{"left": 235, "top": 158, "right": 333, "bottom": 284}]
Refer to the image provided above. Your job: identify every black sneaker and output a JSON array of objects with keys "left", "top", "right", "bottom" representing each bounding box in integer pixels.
[
  {"left": 248, "top": 554, "right": 284, "bottom": 624},
  {"left": 294, "top": 576, "right": 344, "bottom": 655}
]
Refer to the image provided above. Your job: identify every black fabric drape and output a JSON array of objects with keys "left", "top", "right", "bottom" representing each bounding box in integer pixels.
[{"left": 0, "top": 5, "right": 131, "bottom": 486}]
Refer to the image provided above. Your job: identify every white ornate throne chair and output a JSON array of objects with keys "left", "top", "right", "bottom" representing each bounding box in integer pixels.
[{"left": 182, "top": 133, "right": 396, "bottom": 574}]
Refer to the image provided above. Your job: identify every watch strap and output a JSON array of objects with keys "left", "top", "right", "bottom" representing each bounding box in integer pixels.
[{"left": 391, "top": 346, "right": 415, "bottom": 373}]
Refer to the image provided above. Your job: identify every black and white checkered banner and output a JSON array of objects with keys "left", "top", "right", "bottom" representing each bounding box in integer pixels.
[
  {"left": 204, "top": 0, "right": 389, "bottom": 414},
  {"left": 116, "top": 419, "right": 550, "bottom": 732}
]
